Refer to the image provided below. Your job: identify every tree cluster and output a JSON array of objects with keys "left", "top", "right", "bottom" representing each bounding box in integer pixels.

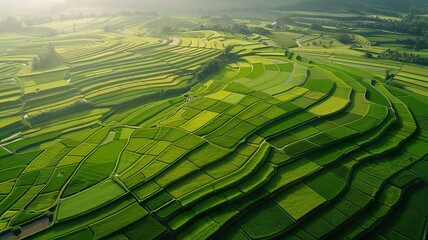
[
  {"left": 26, "top": 100, "right": 92, "bottom": 125},
  {"left": 264, "top": 11, "right": 428, "bottom": 40},
  {"left": 308, "top": 40, "right": 334, "bottom": 48},
  {"left": 161, "top": 26, "right": 173, "bottom": 34},
  {"left": 195, "top": 23, "right": 271, "bottom": 36},
  {"left": 249, "top": 26, "right": 271, "bottom": 36},
  {"left": 42, "top": 30, "right": 60, "bottom": 37},
  {"left": 32, "top": 43, "right": 57, "bottom": 71},
  {"left": 378, "top": 49, "right": 419, "bottom": 63},
  {"left": 385, "top": 69, "right": 395, "bottom": 85},
  {"left": 104, "top": 25, "right": 125, "bottom": 33},
  {"left": 276, "top": 15, "right": 292, "bottom": 25},
  {"left": 364, "top": 7, "right": 401, "bottom": 18},
  {"left": 396, "top": 36, "right": 428, "bottom": 50},
  {"left": 266, "top": 15, "right": 292, "bottom": 30},
  {"left": 336, "top": 33, "right": 354, "bottom": 44},
  {"left": 21, "top": 16, "right": 55, "bottom": 27},
  {"left": 310, "top": 22, "right": 323, "bottom": 30},
  {"left": 0, "top": 16, "right": 22, "bottom": 31},
  {"left": 363, "top": 51, "right": 373, "bottom": 58},
  {"left": 310, "top": 20, "right": 350, "bottom": 30},
  {"left": 195, "top": 59, "right": 222, "bottom": 81},
  {"left": 355, "top": 18, "right": 428, "bottom": 36},
  {"left": 11, "top": 226, "right": 22, "bottom": 238}
]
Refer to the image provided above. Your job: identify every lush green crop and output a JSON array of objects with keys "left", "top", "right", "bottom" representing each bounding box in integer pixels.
[
  {"left": 89, "top": 203, "right": 148, "bottom": 239},
  {"left": 0, "top": 10, "right": 427, "bottom": 240},
  {"left": 57, "top": 179, "right": 126, "bottom": 221}
]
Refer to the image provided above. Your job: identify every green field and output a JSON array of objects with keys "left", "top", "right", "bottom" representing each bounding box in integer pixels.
[{"left": 0, "top": 1, "right": 428, "bottom": 239}]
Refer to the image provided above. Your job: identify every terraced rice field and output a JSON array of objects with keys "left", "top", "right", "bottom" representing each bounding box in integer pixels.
[{"left": 0, "top": 15, "right": 427, "bottom": 240}]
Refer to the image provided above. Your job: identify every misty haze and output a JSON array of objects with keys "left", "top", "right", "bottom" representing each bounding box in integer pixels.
[{"left": 0, "top": 0, "right": 427, "bottom": 239}]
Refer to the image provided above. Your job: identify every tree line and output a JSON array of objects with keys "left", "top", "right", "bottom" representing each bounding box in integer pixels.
[
  {"left": 104, "top": 25, "right": 125, "bottom": 34},
  {"left": 190, "top": 45, "right": 236, "bottom": 85},
  {"left": 0, "top": 16, "right": 23, "bottom": 31},
  {"left": 195, "top": 23, "right": 271, "bottom": 36},
  {"left": 378, "top": 49, "right": 419, "bottom": 63},
  {"left": 355, "top": 18, "right": 428, "bottom": 36}
]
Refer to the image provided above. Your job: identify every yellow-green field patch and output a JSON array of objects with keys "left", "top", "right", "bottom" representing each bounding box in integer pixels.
[
  {"left": 181, "top": 111, "right": 219, "bottom": 132},
  {"left": 275, "top": 184, "right": 326, "bottom": 220},
  {"left": 309, "top": 96, "right": 350, "bottom": 116},
  {"left": 223, "top": 92, "right": 245, "bottom": 104},
  {"left": 206, "top": 90, "right": 231, "bottom": 101}
]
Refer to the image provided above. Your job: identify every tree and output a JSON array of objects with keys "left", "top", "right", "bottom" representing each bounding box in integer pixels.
[
  {"left": 310, "top": 22, "right": 323, "bottom": 30},
  {"left": 46, "top": 211, "right": 54, "bottom": 221},
  {"left": 222, "top": 14, "right": 230, "bottom": 20},
  {"left": 194, "top": 59, "right": 222, "bottom": 82},
  {"left": 0, "top": 16, "right": 22, "bottom": 31},
  {"left": 104, "top": 25, "right": 125, "bottom": 33},
  {"left": 355, "top": 17, "right": 428, "bottom": 36},
  {"left": 161, "top": 26, "right": 173, "bottom": 34},
  {"left": 32, "top": 57, "right": 40, "bottom": 71},
  {"left": 336, "top": 34, "right": 353, "bottom": 44},
  {"left": 378, "top": 49, "right": 419, "bottom": 63},
  {"left": 276, "top": 15, "right": 291, "bottom": 25},
  {"left": 408, "top": 6, "right": 416, "bottom": 20},
  {"left": 251, "top": 27, "right": 271, "bottom": 36},
  {"left": 385, "top": 69, "right": 395, "bottom": 85},
  {"left": 32, "top": 43, "right": 58, "bottom": 72},
  {"left": 231, "top": 24, "right": 251, "bottom": 35},
  {"left": 47, "top": 43, "right": 55, "bottom": 55},
  {"left": 63, "top": 70, "right": 71, "bottom": 80},
  {"left": 158, "top": 89, "right": 166, "bottom": 97},
  {"left": 11, "top": 226, "right": 22, "bottom": 239},
  {"left": 363, "top": 51, "right": 373, "bottom": 58},
  {"left": 224, "top": 45, "right": 233, "bottom": 54}
]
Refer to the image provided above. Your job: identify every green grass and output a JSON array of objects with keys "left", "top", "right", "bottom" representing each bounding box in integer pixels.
[
  {"left": 270, "top": 32, "right": 300, "bottom": 48},
  {"left": 275, "top": 184, "right": 326, "bottom": 220},
  {"left": 57, "top": 228, "right": 94, "bottom": 240},
  {"left": 155, "top": 160, "right": 199, "bottom": 187},
  {"left": 67, "top": 143, "right": 98, "bottom": 156},
  {"left": 63, "top": 140, "right": 127, "bottom": 196},
  {"left": 265, "top": 158, "right": 320, "bottom": 193},
  {"left": 57, "top": 179, "right": 126, "bottom": 221},
  {"left": 284, "top": 139, "right": 319, "bottom": 156},
  {"left": 375, "top": 184, "right": 428, "bottom": 240},
  {"left": 42, "top": 164, "right": 78, "bottom": 193},
  {"left": 27, "top": 191, "right": 59, "bottom": 211},
  {"left": 186, "top": 143, "right": 230, "bottom": 168},
  {"left": 240, "top": 200, "right": 295, "bottom": 239},
  {"left": 167, "top": 172, "right": 214, "bottom": 199},
  {"left": 0, "top": 186, "right": 29, "bottom": 216},
  {"left": 29, "top": 195, "right": 137, "bottom": 239},
  {"left": 11, "top": 211, "right": 44, "bottom": 226},
  {"left": 123, "top": 216, "right": 166, "bottom": 240},
  {"left": 0, "top": 14, "right": 427, "bottom": 240},
  {"left": 89, "top": 202, "right": 148, "bottom": 239},
  {"left": 141, "top": 160, "right": 169, "bottom": 179},
  {"left": 116, "top": 151, "right": 141, "bottom": 173},
  {"left": 305, "top": 172, "right": 346, "bottom": 200},
  {"left": 309, "top": 96, "right": 350, "bottom": 116},
  {"left": 0, "top": 167, "right": 26, "bottom": 182},
  {"left": 180, "top": 110, "right": 219, "bottom": 132}
]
